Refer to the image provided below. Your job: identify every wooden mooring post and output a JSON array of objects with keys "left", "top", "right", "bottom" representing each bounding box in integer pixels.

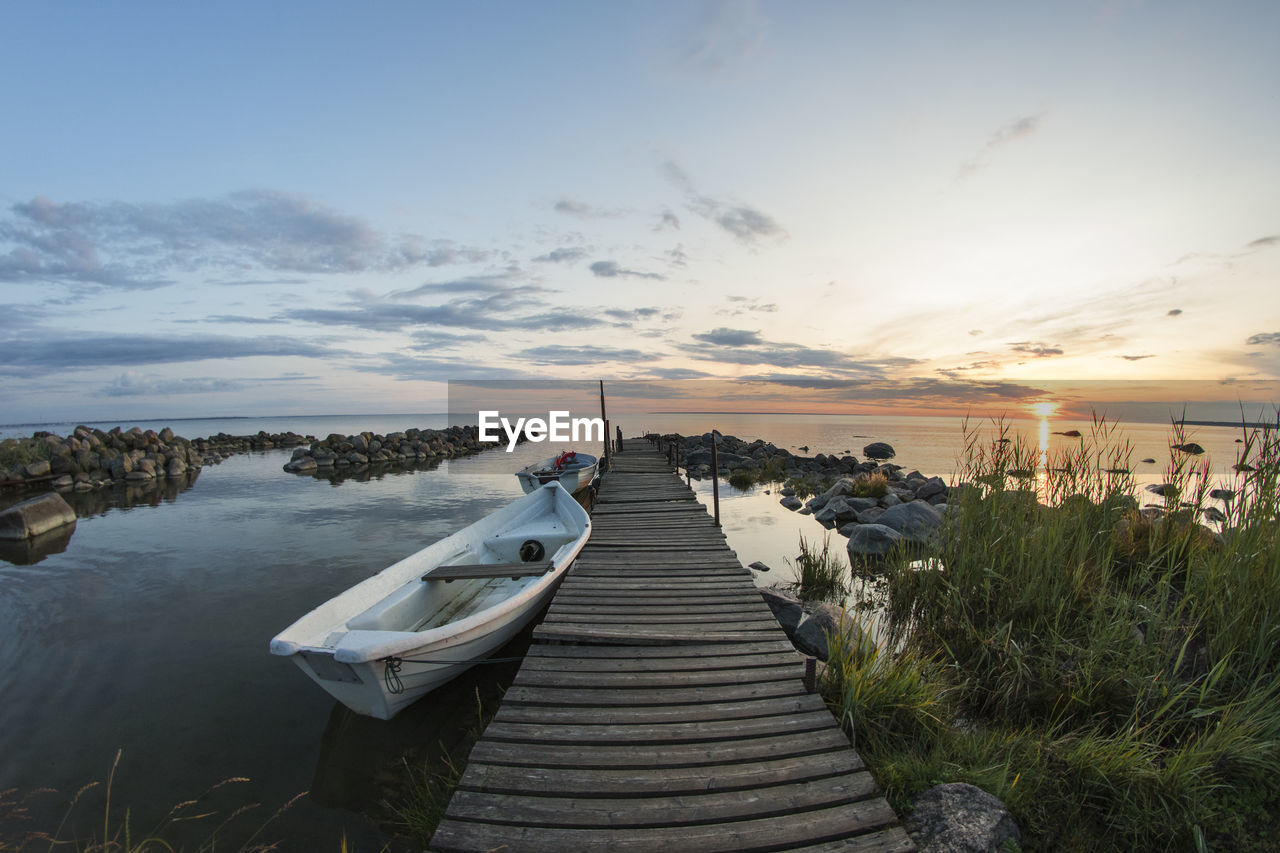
[{"left": 710, "top": 436, "right": 720, "bottom": 527}]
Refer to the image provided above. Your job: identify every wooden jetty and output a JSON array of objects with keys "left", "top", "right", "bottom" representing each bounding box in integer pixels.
[{"left": 429, "top": 442, "right": 914, "bottom": 852}]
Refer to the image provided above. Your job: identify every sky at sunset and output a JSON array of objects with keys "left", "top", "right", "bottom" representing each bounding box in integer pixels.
[{"left": 2, "top": 1, "right": 1278, "bottom": 424}]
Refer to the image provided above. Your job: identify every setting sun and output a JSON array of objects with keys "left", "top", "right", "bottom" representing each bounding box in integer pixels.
[{"left": 1029, "top": 401, "right": 1058, "bottom": 419}]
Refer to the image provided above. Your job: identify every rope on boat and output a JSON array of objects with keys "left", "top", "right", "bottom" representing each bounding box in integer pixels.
[{"left": 380, "top": 654, "right": 529, "bottom": 695}]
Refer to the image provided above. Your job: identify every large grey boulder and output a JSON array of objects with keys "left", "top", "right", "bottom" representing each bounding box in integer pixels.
[
  {"left": 847, "top": 523, "right": 903, "bottom": 557},
  {"left": 780, "top": 495, "right": 802, "bottom": 510},
  {"left": 863, "top": 441, "right": 896, "bottom": 460},
  {"left": 905, "top": 782, "right": 1021, "bottom": 853},
  {"left": 793, "top": 603, "right": 861, "bottom": 660},
  {"left": 759, "top": 587, "right": 803, "bottom": 638},
  {"left": 916, "top": 476, "right": 948, "bottom": 500},
  {"left": 0, "top": 493, "right": 78, "bottom": 540},
  {"left": 878, "top": 500, "right": 944, "bottom": 544},
  {"left": 815, "top": 495, "right": 861, "bottom": 525}
]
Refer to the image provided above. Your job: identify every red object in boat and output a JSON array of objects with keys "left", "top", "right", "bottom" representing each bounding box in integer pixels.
[{"left": 553, "top": 451, "right": 577, "bottom": 470}]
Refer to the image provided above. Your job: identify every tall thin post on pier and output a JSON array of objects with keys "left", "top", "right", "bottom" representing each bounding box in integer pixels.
[
  {"left": 710, "top": 436, "right": 721, "bottom": 527},
  {"left": 616, "top": 425, "right": 623, "bottom": 453},
  {"left": 598, "top": 380, "right": 610, "bottom": 469}
]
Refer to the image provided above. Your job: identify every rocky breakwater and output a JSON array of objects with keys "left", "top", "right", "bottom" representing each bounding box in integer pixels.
[
  {"left": 282, "top": 425, "right": 493, "bottom": 474},
  {"left": 0, "top": 425, "right": 312, "bottom": 493},
  {"left": 663, "top": 431, "right": 950, "bottom": 562}
]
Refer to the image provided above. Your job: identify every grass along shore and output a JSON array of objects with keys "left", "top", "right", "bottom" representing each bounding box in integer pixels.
[{"left": 817, "top": 417, "right": 1280, "bottom": 850}]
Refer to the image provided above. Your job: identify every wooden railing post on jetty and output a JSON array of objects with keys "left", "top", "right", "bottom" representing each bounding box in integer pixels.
[
  {"left": 710, "top": 437, "right": 720, "bottom": 527},
  {"left": 428, "top": 439, "right": 914, "bottom": 852},
  {"left": 599, "top": 380, "right": 610, "bottom": 470}
]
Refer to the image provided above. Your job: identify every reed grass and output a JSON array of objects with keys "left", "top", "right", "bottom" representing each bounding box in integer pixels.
[
  {"left": 787, "top": 534, "right": 848, "bottom": 602},
  {"left": 0, "top": 750, "right": 306, "bottom": 853},
  {"left": 822, "top": 414, "right": 1280, "bottom": 850}
]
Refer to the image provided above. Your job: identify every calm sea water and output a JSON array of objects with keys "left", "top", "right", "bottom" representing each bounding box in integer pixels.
[{"left": 0, "top": 412, "right": 1255, "bottom": 850}]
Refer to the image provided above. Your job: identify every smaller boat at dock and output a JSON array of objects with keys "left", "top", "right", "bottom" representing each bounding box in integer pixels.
[
  {"left": 515, "top": 450, "right": 599, "bottom": 497},
  {"left": 269, "top": 482, "right": 591, "bottom": 719}
]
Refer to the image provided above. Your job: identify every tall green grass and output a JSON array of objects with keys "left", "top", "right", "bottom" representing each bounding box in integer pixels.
[
  {"left": 823, "top": 415, "right": 1280, "bottom": 850},
  {"left": 788, "top": 535, "right": 848, "bottom": 602}
]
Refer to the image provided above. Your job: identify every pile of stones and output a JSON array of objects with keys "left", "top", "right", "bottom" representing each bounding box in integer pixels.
[
  {"left": 0, "top": 426, "right": 310, "bottom": 492},
  {"left": 282, "top": 425, "right": 494, "bottom": 473}
]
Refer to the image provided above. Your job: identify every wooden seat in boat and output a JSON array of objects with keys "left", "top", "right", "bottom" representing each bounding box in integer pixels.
[{"left": 422, "top": 561, "right": 554, "bottom": 582}]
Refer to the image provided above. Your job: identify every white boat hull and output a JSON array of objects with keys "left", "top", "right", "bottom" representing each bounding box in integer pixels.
[
  {"left": 270, "top": 483, "right": 590, "bottom": 719},
  {"left": 515, "top": 452, "right": 599, "bottom": 496}
]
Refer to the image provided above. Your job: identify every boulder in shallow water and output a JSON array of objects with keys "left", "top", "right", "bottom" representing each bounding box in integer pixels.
[
  {"left": 877, "top": 500, "right": 944, "bottom": 544},
  {"left": 0, "top": 493, "right": 78, "bottom": 540},
  {"left": 847, "top": 523, "right": 903, "bottom": 557},
  {"left": 759, "top": 587, "right": 803, "bottom": 638},
  {"left": 793, "top": 603, "right": 863, "bottom": 661},
  {"left": 863, "top": 441, "right": 895, "bottom": 460}
]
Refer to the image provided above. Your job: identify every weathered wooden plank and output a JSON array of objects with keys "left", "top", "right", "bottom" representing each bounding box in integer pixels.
[
  {"left": 532, "top": 624, "right": 779, "bottom": 645},
  {"left": 519, "top": 650, "right": 805, "bottom": 674},
  {"left": 458, "top": 749, "right": 865, "bottom": 797},
  {"left": 547, "top": 604, "right": 770, "bottom": 617},
  {"left": 526, "top": 639, "right": 796, "bottom": 659},
  {"left": 788, "top": 827, "right": 918, "bottom": 852},
  {"left": 493, "top": 693, "right": 825, "bottom": 725},
  {"left": 431, "top": 799, "right": 901, "bottom": 853},
  {"left": 479, "top": 710, "right": 837, "bottom": 747},
  {"left": 542, "top": 611, "right": 778, "bottom": 627},
  {"left": 446, "top": 773, "right": 883, "bottom": 827},
  {"left": 513, "top": 663, "right": 803, "bottom": 689},
  {"left": 464, "top": 728, "right": 854, "bottom": 769},
  {"left": 500, "top": 679, "right": 809, "bottom": 707},
  {"left": 552, "top": 584, "right": 757, "bottom": 596}
]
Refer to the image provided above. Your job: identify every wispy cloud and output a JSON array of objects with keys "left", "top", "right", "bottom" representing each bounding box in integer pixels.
[
  {"left": 1009, "top": 341, "right": 1064, "bottom": 358},
  {"left": 692, "top": 327, "right": 763, "bottom": 346},
  {"left": 1247, "top": 332, "right": 1280, "bottom": 346},
  {"left": 958, "top": 113, "right": 1045, "bottom": 179},
  {"left": 99, "top": 371, "right": 314, "bottom": 398},
  {"left": 0, "top": 191, "right": 461, "bottom": 290},
  {"left": 671, "top": 0, "right": 770, "bottom": 82},
  {"left": 552, "top": 199, "right": 624, "bottom": 219},
  {"left": 716, "top": 296, "right": 777, "bottom": 316},
  {"left": 1119, "top": 354, "right": 1156, "bottom": 361},
  {"left": 519, "top": 345, "right": 657, "bottom": 365},
  {"left": 602, "top": 307, "right": 682, "bottom": 325},
  {"left": 0, "top": 333, "right": 343, "bottom": 375},
  {"left": 532, "top": 247, "right": 588, "bottom": 264},
  {"left": 590, "top": 260, "right": 665, "bottom": 280},
  {"left": 682, "top": 329, "right": 919, "bottom": 377},
  {"left": 661, "top": 158, "right": 786, "bottom": 245}
]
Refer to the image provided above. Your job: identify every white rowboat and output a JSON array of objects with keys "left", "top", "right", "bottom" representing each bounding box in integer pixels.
[
  {"left": 269, "top": 482, "right": 591, "bottom": 719},
  {"left": 515, "top": 450, "right": 599, "bottom": 496}
]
